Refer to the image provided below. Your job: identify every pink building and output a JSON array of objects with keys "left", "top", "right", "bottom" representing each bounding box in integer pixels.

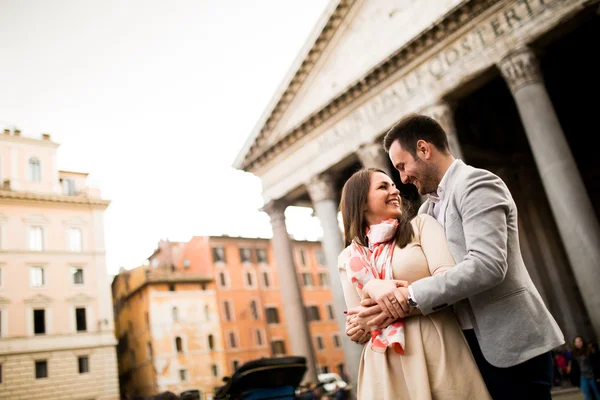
[{"left": 0, "top": 129, "right": 119, "bottom": 400}]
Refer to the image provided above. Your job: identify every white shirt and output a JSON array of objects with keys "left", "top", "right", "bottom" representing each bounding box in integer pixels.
[{"left": 409, "top": 159, "right": 473, "bottom": 330}]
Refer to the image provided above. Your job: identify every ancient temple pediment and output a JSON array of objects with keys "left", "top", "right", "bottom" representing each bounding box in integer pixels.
[
  {"left": 236, "top": 0, "right": 464, "bottom": 170},
  {"left": 66, "top": 293, "right": 94, "bottom": 304},
  {"left": 275, "top": 0, "right": 464, "bottom": 137},
  {"left": 24, "top": 294, "right": 54, "bottom": 305}
]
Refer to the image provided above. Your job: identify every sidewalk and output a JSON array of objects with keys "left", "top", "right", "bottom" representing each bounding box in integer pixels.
[{"left": 552, "top": 386, "right": 583, "bottom": 399}]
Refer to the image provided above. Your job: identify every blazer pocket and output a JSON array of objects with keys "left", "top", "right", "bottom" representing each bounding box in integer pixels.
[{"left": 488, "top": 287, "right": 527, "bottom": 305}]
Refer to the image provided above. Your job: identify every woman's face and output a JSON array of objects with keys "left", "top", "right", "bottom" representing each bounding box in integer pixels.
[
  {"left": 364, "top": 171, "right": 402, "bottom": 226},
  {"left": 575, "top": 337, "right": 583, "bottom": 349}
]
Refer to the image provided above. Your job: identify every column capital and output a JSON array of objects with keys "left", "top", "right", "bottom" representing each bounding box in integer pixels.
[
  {"left": 357, "top": 141, "right": 392, "bottom": 176},
  {"left": 422, "top": 100, "right": 457, "bottom": 135},
  {"left": 262, "top": 199, "right": 288, "bottom": 224},
  {"left": 498, "top": 47, "right": 543, "bottom": 94},
  {"left": 307, "top": 173, "right": 337, "bottom": 203}
]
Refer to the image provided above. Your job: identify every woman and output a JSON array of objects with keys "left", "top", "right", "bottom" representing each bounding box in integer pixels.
[
  {"left": 568, "top": 336, "right": 600, "bottom": 400},
  {"left": 337, "top": 168, "right": 489, "bottom": 400}
]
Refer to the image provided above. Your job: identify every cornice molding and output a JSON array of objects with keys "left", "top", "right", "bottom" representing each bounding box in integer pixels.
[
  {"left": 0, "top": 189, "right": 110, "bottom": 208},
  {"left": 239, "top": 0, "right": 500, "bottom": 171}
]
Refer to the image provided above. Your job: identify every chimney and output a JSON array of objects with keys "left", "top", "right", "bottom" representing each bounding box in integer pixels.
[
  {"left": 42, "top": 133, "right": 51, "bottom": 141},
  {"left": 2, "top": 180, "right": 11, "bottom": 190},
  {"left": 13, "top": 129, "right": 21, "bottom": 136},
  {"left": 3, "top": 129, "right": 9, "bottom": 135}
]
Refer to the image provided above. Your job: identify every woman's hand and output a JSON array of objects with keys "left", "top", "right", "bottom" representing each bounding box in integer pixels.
[
  {"left": 362, "top": 279, "right": 410, "bottom": 319},
  {"left": 345, "top": 313, "right": 371, "bottom": 345},
  {"left": 348, "top": 304, "right": 395, "bottom": 331}
]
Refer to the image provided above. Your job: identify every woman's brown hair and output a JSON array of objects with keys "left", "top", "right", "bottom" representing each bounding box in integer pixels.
[
  {"left": 339, "top": 168, "right": 414, "bottom": 248},
  {"left": 573, "top": 336, "right": 591, "bottom": 357}
]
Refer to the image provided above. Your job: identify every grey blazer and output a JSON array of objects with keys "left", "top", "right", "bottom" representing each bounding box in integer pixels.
[{"left": 413, "top": 160, "right": 564, "bottom": 367}]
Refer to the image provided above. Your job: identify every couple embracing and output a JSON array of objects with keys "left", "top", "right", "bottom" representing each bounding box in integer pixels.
[{"left": 337, "top": 114, "right": 564, "bottom": 399}]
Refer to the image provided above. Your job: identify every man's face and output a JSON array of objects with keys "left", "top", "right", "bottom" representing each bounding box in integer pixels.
[{"left": 388, "top": 140, "right": 439, "bottom": 195}]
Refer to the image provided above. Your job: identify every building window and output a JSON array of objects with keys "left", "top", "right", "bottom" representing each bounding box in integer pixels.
[
  {"left": 333, "top": 334, "right": 341, "bottom": 348},
  {"left": 321, "top": 365, "right": 330, "bottom": 374},
  {"left": 29, "top": 158, "right": 41, "bottom": 182},
  {"left": 316, "top": 336, "right": 324, "bottom": 350},
  {"left": 218, "top": 271, "right": 229, "bottom": 288},
  {"left": 239, "top": 248, "right": 252, "bottom": 263},
  {"left": 262, "top": 272, "right": 270, "bottom": 288},
  {"left": 265, "top": 307, "right": 280, "bottom": 324},
  {"left": 30, "top": 266, "right": 45, "bottom": 287},
  {"left": 147, "top": 342, "right": 153, "bottom": 359},
  {"left": 316, "top": 250, "right": 326, "bottom": 266},
  {"left": 208, "top": 334, "right": 215, "bottom": 350},
  {"left": 183, "top": 259, "right": 190, "bottom": 269},
  {"left": 29, "top": 226, "right": 43, "bottom": 251},
  {"left": 212, "top": 247, "right": 226, "bottom": 263},
  {"left": 204, "top": 305, "right": 210, "bottom": 321},
  {"left": 327, "top": 305, "right": 335, "bottom": 320},
  {"left": 250, "top": 300, "right": 258, "bottom": 320},
  {"left": 245, "top": 271, "right": 254, "bottom": 287},
  {"left": 256, "top": 248, "right": 268, "bottom": 264},
  {"left": 69, "top": 228, "right": 83, "bottom": 252},
  {"left": 271, "top": 340, "right": 286, "bottom": 356},
  {"left": 172, "top": 307, "right": 179, "bottom": 322},
  {"left": 228, "top": 332, "right": 237, "bottom": 348},
  {"left": 35, "top": 360, "right": 48, "bottom": 379},
  {"left": 306, "top": 306, "right": 321, "bottom": 322},
  {"left": 301, "top": 273, "right": 313, "bottom": 287},
  {"left": 223, "top": 300, "right": 233, "bottom": 322},
  {"left": 72, "top": 268, "right": 84, "bottom": 285},
  {"left": 33, "top": 309, "right": 46, "bottom": 335},
  {"left": 76, "top": 308, "right": 87, "bottom": 332},
  {"left": 256, "top": 329, "right": 263, "bottom": 346},
  {"left": 211, "top": 364, "right": 218, "bottom": 377},
  {"left": 145, "top": 312, "right": 150, "bottom": 328},
  {"left": 298, "top": 249, "right": 307, "bottom": 266},
  {"left": 319, "top": 273, "right": 329, "bottom": 287},
  {"left": 78, "top": 356, "right": 89, "bottom": 374},
  {"left": 337, "top": 364, "right": 345, "bottom": 380},
  {"left": 168, "top": 283, "right": 176, "bottom": 291},
  {"left": 175, "top": 337, "right": 183, "bottom": 353},
  {"left": 179, "top": 369, "right": 188, "bottom": 382},
  {"left": 232, "top": 360, "right": 240, "bottom": 371},
  {"left": 62, "top": 178, "right": 75, "bottom": 195}
]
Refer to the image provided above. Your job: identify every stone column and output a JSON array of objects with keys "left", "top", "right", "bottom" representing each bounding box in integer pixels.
[
  {"left": 423, "top": 101, "right": 464, "bottom": 160},
  {"left": 356, "top": 142, "right": 393, "bottom": 176},
  {"left": 306, "top": 173, "right": 362, "bottom": 392},
  {"left": 499, "top": 46, "right": 600, "bottom": 338},
  {"left": 263, "top": 200, "right": 319, "bottom": 384}
]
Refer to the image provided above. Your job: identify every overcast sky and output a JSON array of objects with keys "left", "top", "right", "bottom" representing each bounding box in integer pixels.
[{"left": 0, "top": 0, "right": 329, "bottom": 274}]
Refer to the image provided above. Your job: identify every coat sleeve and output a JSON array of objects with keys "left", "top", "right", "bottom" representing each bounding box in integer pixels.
[
  {"left": 411, "top": 169, "right": 511, "bottom": 314},
  {"left": 338, "top": 247, "right": 362, "bottom": 310}
]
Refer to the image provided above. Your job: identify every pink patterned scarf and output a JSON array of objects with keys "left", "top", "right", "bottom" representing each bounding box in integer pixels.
[{"left": 345, "top": 218, "right": 405, "bottom": 354}]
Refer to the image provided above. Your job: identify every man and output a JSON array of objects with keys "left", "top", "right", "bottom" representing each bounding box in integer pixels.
[{"left": 362, "top": 114, "right": 564, "bottom": 399}]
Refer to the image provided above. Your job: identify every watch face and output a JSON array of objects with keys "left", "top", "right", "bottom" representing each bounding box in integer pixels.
[{"left": 408, "top": 298, "right": 418, "bottom": 307}]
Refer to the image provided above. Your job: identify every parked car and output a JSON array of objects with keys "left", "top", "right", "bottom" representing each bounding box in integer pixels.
[{"left": 318, "top": 372, "right": 347, "bottom": 394}]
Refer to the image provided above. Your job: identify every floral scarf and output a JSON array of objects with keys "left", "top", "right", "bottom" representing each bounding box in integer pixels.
[{"left": 345, "top": 218, "right": 405, "bottom": 354}]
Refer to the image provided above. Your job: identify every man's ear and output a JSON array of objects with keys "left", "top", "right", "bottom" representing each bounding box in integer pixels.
[{"left": 416, "top": 139, "right": 431, "bottom": 159}]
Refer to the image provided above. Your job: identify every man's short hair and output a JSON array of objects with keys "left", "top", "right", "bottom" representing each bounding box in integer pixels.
[{"left": 383, "top": 114, "right": 450, "bottom": 157}]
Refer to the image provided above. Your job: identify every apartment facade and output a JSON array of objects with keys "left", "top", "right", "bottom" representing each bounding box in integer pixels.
[
  {"left": 113, "top": 235, "right": 346, "bottom": 399},
  {"left": 0, "top": 129, "right": 119, "bottom": 400},
  {"left": 112, "top": 241, "right": 226, "bottom": 399}
]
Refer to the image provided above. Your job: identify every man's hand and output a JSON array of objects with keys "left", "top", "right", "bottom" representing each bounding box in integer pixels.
[
  {"left": 362, "top": 279, "right": 410, "bottom": 320},
  {"left": 359, "top": 287, "right": 411, "bottom": 327}
]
